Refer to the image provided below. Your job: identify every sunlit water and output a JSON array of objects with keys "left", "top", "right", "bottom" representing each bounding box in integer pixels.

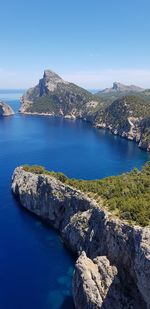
[{"left": 0, "top": 91, "right": 149, "bottom": 308}]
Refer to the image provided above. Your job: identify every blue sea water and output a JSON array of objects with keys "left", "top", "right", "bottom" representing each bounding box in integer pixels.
[{"left": 0, "top": 91, "right": 150, "bottom": 309}]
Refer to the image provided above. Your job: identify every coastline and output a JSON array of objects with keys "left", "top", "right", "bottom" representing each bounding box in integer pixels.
[
  {"left": 12, "top": 166, "right": 150, "bottom": 309},
  {"left": 20, "top": 111, "right": 150, "bottom": 152}
]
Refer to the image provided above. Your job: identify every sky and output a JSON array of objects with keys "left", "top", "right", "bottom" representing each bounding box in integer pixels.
[{"left": 0, "top": 0, "right": 150, "bottom": 89}]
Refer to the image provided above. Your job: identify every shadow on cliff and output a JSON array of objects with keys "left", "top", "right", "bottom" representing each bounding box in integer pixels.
[{"left": 100, "top": 272, "right": 146, "bottom": 309}]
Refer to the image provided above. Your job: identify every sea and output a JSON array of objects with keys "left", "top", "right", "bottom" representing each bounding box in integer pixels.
[{"left": 0, "top": 90, "right": 149, "bottom": 308}]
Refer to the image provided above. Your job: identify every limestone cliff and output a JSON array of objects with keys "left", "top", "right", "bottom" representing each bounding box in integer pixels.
[
  {"left": 12, "top": 167, "right": 150, "bottom": 308},
  {"left": 73, "top": 253, "right": 145, "bottom": 309},
  {"left": 0, "top": 101, "right": 15, "bottom": 116}
]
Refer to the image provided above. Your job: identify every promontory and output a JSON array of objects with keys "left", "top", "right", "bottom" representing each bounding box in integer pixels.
[{"left": 12, "top": 164, "right": 150, "bottom": 309}]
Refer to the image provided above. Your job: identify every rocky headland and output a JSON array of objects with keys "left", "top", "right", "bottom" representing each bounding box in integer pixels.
[
  {"left": 12, "top": 166, "right": 150, "bottom": 309},
  {"left": 20, "top": 70, "right": 150, "bottom": 152},
  {"left": 0, "top": 101, "right": 15, "bottom": 116},
  {"left": 20, "top": 69, "right": 99, "bottom": 118}
]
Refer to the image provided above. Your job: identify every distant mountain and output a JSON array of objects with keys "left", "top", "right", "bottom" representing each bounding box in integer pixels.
[
  {"left": 20, "top": 70, "right": 101, "bottom": 117},
  {"left": 96, "top": 82, "right": 146, "bottom": 107},
  {"left": 99, "top": 82, "right": 145, "bottom": 94}
]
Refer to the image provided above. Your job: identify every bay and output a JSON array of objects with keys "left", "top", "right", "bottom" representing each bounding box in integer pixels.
[{"left": 0, "top": 91, "right": 149, "bottom": 309}]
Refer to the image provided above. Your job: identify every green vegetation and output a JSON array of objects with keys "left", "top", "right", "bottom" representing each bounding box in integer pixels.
[
  {"left": 92, "top": 95, "right": 150, "bottom": 141},
  {"left": 101, "top": 96, "right": 150, "bottom": 124},
  {"left": 96, "top": 89, "right": 150, "bottom": 107},
  {"left": 25, "top": 82, "right": 101, "bottom": 114},
  {"left": 23, "top": 162, "right": 150, "bottom": 227}
]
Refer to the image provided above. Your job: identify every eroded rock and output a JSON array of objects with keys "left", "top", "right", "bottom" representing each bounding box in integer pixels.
[
  {"left": 73, "top": 252, "right": 145, "bottom": 309},
  {"left": 0, "top": 101, "right": 15, "bottom": 116}
]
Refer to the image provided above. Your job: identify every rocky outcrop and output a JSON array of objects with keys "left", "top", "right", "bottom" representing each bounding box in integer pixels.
[
  {"left": 73, "top": 253, "right": 145, "bottom": 309},
  {"left": 12, "top": 167, "right": 150, "bottom": 308},
  {"left": 73, "top": 253, "right": 118, "bottom": 309},
  {"left": 0, "top": 101, "right": 15, "bottom": 116},
  {"left": 39, "top": 69, "right": 69, "bottom": 93}
]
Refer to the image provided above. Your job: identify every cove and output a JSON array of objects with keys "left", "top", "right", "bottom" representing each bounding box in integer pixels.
[{"left": 0, "top": 92, "right": 150, "bottom": 309}]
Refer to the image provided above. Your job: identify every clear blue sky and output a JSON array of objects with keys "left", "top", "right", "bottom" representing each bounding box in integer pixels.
[{"left": 1, "top": 0, "right": 150, "bottom": 88}]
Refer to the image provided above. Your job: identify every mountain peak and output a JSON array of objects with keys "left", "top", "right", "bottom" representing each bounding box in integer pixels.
[
  {"left": 43, "top": 69, "right": 62, "bottom": 80},
  {"left": 113, "top": 82, "right": 123, "bottom": 89},
  {"left": 39, "top": 69, "right": 68, "bottom": 93},
  {"left": 43, "top": 69, "right": 64, "bottom": 83}
]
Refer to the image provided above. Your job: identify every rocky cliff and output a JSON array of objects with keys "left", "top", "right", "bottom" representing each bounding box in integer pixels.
[
  {"left": 94, "top": 96, "right": 150, "bottom": 151},
  {"left": 0, "top": 101, "right": 15, "bottom": 116},
  {"left": 12, "top": 167, "right": 150, "bottom": 309}
]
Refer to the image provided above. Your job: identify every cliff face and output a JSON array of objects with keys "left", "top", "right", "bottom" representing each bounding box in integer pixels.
[
  {"left": 73, "top": 253, "right": 119, "bottom": 309},
  {"left": 73, "top": 253, "right": 146, "bottom": 309},
  {"left": 12, "top": 167, "right": 150, "bottom": 309},
  {"left": 0, "top": 101, "right": 15, "bottom": 116},
  {"left": 94, "top": 96, "right": 150, "bottom": 151}
]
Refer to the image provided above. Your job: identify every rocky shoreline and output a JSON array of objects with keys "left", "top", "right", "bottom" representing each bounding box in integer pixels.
[
  {"left": 20, "top": 109, "right": 150, "bottom": 152},
  {"left": 12, "top": 167, "right": 150, "bottom": 309},
  {"left": 94, "top": 121, "right": 150, "bottom": 152}
]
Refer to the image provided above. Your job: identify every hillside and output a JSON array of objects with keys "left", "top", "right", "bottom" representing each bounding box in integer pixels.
[
  {"left": 96, "top": 82, "right": 146, "bottom": 106},
  {"left": 93, "top": 95, "right": 150, "bottom": 151},
  {"left": 20, "top": 70, "right": 102, "bottom": 117}
]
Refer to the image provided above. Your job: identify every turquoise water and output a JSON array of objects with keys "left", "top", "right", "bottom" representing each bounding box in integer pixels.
[{"left": 0, "top": 92, "right": 149, "bottom": 308}]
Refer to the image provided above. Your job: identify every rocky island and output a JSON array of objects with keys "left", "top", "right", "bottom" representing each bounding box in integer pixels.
[
  {"left": 20, "top": 70, "right": 150, "bottom": 152},
  {"left": 12, "top": 164, "right": 150, "bottom": 309},
  {"left": 0, "top": 101, "right": 15, "bottom": 116}
]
